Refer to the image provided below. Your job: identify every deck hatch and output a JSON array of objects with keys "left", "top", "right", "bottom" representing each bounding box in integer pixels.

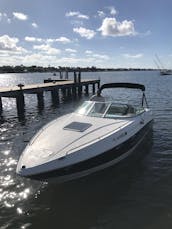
[{"left": 63, "top": 122, "right": 92, "bottom": 132}]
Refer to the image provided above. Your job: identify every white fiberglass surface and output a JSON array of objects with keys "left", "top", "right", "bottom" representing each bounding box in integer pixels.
[{"left": 20, "top": 113, "right": 132, "bottom": 168}]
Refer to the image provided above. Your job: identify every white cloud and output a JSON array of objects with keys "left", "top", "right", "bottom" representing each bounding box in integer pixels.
[
  {"left": 32, "top": 22, "right": 38, "bottom": 28},
  {"left": 85, "top": 50, "right": 109, "bottom": 60},
  {"left": 25, "top": 36, "right": 43, "bottom": 42},
  {"left": 108, "top": 6, "right": 117, "bottom": 16},
  {"left": 122, "top": 53, "right": 143, "bottom": 58},
  {"left": 66, "top": 11, "right": 79, "bottom": 17},
  {"left": 57, "top": 57, "right": 96, "bottom": 66},
  {"left": 66, "top": 11, "right": 89, "bottom": 20},
  {"left": 0, "top": 49, "right": 111, "bottom": 67},
  {"left": 65, "top": 48, "right": 77, "bottom": 53},
  {"left": 70, "top": 20, "right": 84, "bottom": 27},
  {"left": 7, "top": 18, "right": 11, "bottom": 24},
  {"left": 78, "top": 14, "right": 89, "bottom": 20},
  {"left": 69, "top": 53, "right": 76, "bottom": 57},
  {"left": 85, "top": 50, "right": 93, "bottom": 54},
  {"left": 73, "top": 27, "right": 96, "bottom": 39},
  {"left": 13, "top": 12, "right": 28, "bottom": 21},
  {"left": 22, "top": 53, "right": 57, "bottom": 66},
  {"left": 98, "top": 17, "right": 136, "bottom": 37},
  {"left": 33, "top": 44, "right": 61, "bottom": 55},
  {"left": 0, "top": 12, "right": 11, "bottom": 23},
  {"left": 0, "top": 35, "right": 26, "bottom": 53},
  {"left": 97, "top": 11, "right": 106, "bottom": 18},
  {"left": 55, "top": 37, "right": 71, "bottom": 44},
  {"left": 92, "top": 54, "right": 109, "bottom": 60},
  {"left": 46, "top": 38, "right": 54, "bottom": 43},
  {"left": 25, "top": 36, "right": 72, "bottom": 44}
]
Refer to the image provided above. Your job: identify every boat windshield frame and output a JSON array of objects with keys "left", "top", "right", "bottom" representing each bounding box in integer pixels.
[
  {"left": 96, "top": 83, "right": 149, "bottom": 108},
  {"left": 75, "top": 101, "right": 145, "bottom": 118}
]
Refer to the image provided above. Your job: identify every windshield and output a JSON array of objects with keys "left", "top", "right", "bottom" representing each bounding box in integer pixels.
[
  {"left": 75, "top": 101, "right": 93, "bottom": 115},
  {"left": 75, "top": 101, "right": 144, "bottom": 118}
]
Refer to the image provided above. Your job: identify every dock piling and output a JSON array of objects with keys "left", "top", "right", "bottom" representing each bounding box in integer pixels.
[
  {"left": 97, "top": 81, "right": 100, "bottom": 89},
  {"left": 0, "top": 97, "right": 2, "bottom": 113},
  {"left": 37, "top": 91, "right": 44, "bottom": 108},
  {"left": 92, "top": 83, "right": 95, "bottom": 94},
  {"left": 74, "top": 71, "right": 77, "bottom": 83},
  {"left": 72, "top": 86, "right": 77, "bottom": 97},
  {"left": 78, "top": 85, "right": 82, "bottom": 97},
  {"left": 51, "top": 89, "right": 59, "bottom": 106},
  {"left": 16, "top": 91, "right": 25, "bottom": 116},
  {"left": 78, "top": 71, "right": 81, "bottom": 83},
  {"left": 59, "top": 71, "right": 63, "bottom": 79},
  {"left": 85, "top": 85, "right": 89, "bottom": 95},
  {"left": 67, "top": 87, "right": 71, "bottom": 98},
  {"left": 65, "top": 71, "right": 69, "bottom": 79}
]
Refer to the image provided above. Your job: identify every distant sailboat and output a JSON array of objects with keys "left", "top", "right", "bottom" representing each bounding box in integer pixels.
[
  {"left": 160, "top": 69, "right": 172, "bottom": 75},
  {"left": 155, "top": 54, "right": 172, "bottom": 75}
]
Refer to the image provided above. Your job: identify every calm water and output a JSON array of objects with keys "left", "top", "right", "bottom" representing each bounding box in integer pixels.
[{"left": 0, "top": 71, "right": 172, "bottom": 229}]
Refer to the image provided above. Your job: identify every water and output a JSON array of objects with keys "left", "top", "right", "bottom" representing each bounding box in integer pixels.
[{"left": 0, "top": 71, "right": 172, "bottom": 229}]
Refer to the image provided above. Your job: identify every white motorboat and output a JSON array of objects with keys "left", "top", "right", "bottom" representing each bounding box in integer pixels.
[{"left": 16, "top": 83, "right": 153, "bottom": 182}]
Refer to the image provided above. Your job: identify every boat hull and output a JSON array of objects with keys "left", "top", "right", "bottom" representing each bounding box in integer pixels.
[{"left": 27, "top": 121, "right": 153, "bottom": 182}]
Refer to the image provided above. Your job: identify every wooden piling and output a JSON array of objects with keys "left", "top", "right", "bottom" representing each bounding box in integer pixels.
[
  {"left": 51, "top": 89, "right": 59, "bottom": 105},
  {"left": 92, "top": 83, "right": 95, "bottom": 94},
  {"left": 65, "top": 71, "right": 69, "bottom": 79},
  {"left": 16, "top": 91, "right": 25, "bottom": 116},
  {"left": 0, "top": 97, "right": 2, "bottom": 113},
  {"left": 74, "top": 71, "right": 77, "bottom": 83},
  {"left": 61, "top": 88, "right": 66, "bottom": 98},
  {"left": 67, "top": 87, "right": 71, "bottom": 97},
  {"left": 72, "top": 86, "right": 77, "bottom": 97},
  {"left": 97, "top": 81, "right": 100, "bottom": 89},
  {"left": 78, "top": 85, "right": 82, "bottom": 96},
  {"left": 59, "top": 71, "right": 63, "bottom": 79},
  {"left": 37, "top": 91, "right": 44, "bottom": 108},
  {"left": 85, "top": 85, "right": 89, "bottom": 95},
  {"left": 78, "top": 71, "right": 81, "bottom": 83}
]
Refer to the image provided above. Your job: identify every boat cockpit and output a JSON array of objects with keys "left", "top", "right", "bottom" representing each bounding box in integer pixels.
[{"left": 76, "top": 101, "right": 145, "bottom": 119}]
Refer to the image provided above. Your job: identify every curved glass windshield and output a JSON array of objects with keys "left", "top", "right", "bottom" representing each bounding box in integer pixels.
[
  {"left": 75, "top": 101, "right": 144, "bottom": 118},
  {"left": 75, "top": 101, "right": 93, "bottom": 115}
]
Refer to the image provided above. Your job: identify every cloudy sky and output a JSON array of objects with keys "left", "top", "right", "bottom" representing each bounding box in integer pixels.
[{"left": 0, "top": 0, "right": 172, "bottom": 68}]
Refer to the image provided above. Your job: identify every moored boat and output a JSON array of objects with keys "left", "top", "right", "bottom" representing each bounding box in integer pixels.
[
  {"left": 160, "top": 69, "right": 172, "bottom": 75},
  {"left": 16, "top": 83, "right": 153, "bottom": 182}
]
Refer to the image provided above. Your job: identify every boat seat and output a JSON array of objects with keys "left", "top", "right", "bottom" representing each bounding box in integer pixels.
[
  {"left": 107, "top": 106, "right": 127, "bottom": 115},
  {"left": 126, "top": 105, "right": 136, "bottom": 114}
]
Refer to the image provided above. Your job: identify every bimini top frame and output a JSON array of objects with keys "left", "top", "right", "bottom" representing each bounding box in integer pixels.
[{"left": 96, "top": 83, "right": 148, "bottom": 108}]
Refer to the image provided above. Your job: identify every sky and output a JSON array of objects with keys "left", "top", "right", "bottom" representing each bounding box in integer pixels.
[{"left": 0, "top": 0, "right": 172, "bottom": 68}]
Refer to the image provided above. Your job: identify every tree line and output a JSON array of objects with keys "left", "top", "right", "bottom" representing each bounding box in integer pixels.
[{"left": 0, "top": 65, "right": 155, "bottom": 73}]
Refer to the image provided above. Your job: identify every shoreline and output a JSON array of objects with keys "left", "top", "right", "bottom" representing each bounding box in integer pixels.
[{"left": 0, "top": 66, "right": 158, "bottom": 74}]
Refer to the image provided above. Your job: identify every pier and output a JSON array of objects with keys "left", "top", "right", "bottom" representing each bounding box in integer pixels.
[{"left": 0, "top": 76, "right": 100, "bottom": 118}]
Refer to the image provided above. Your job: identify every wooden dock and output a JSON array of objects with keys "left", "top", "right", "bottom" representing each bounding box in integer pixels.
[{"left": 0, "top": 78, "right": 100, "bottom": 117}]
